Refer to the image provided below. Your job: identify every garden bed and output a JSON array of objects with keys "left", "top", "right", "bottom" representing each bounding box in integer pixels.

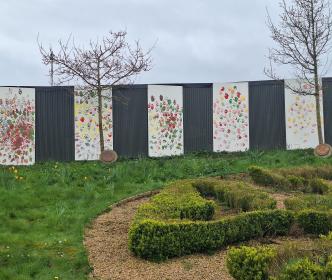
[
  {"left": 84, "top": 195, "right": 233, "bottom": 280},
  {"left": 2, "top": 150, "right": 332, "bottom": 279},
  {"left": 124, "top": 165, "right": 332, "bottom": 279},
  {"left": 84, "top": 186, "right": 321, "bottom": 280}
]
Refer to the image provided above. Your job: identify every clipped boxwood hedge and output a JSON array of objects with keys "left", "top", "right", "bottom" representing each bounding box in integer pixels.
[
  {"left": 297, "top": 210, "right": 332, "bottom": 235},
  {"left": 129, "top": 179, "right": 289, "bottom": 261},
  {"left": 249, "top": 166, "right": 331, "bottom": 194},
  {"left": 279, "top": 258, "right": 324, "bottom": 280},
  {"left": 129, "top": 210, "right": 294, "bottom": 261},
  {"left": 227, "top": 246, "right": 276, "bottom": 280},
  {"left": 278, "top": 165, "right": 332, "bottom": 181},
  {"left": 284, "top": 194, "right": 332, "bottom": 211},
  {"left": 193, "top": 179, "right": 277, "bottom": 211},
  {"left": 129, "top": 178, "right": 332, "bottom": 261},
  {"left": 227, "top": 245, "right": 331, "bottom": 280},
  {"left": 248, "top": 166, "right": 291, "bottom": 191},
  {"left": 134, "top": 180, "right": 217, "bottom": 221}
]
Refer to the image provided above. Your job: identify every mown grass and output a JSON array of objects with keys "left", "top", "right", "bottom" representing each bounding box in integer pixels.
[{"left": 0, "top": 149, "right": 331, "bottom": 279}]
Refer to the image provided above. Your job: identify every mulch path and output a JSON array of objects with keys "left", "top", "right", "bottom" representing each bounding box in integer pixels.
[{"left": 84, "top": 195, "right": 233, "bottom": 280}]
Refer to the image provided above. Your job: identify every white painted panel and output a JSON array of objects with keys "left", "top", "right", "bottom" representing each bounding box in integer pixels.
[
  {"left": 285, "top": 80, "right": 324, "bottom": 150},
  {"left": 148, "top": 85, "right": 183, "bottom": 157},
  {"left": 75, "top": 89, "right": 113, "bottom": 160},
  {"left": 213, "top": 82, "right": 249, "bottom": 152},
  {"left": 0, "top": 87, "right": 35, "bottom": 165}
]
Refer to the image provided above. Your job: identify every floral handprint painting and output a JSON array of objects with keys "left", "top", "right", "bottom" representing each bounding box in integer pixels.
[
  {"left": 213, "top": 83, "right": 249, "bottom": 152},
  {"left": 75, "top": 90, "right": 113, "bottom": 160},
  {"left": 148, "top": 85, "right": 183, "bottom": 157},
  {"left": 285, "top": 80, "right": 324, "bottom": 150},
  {"left": 0, "top": 87, "right": 35, "bottom": 165}
]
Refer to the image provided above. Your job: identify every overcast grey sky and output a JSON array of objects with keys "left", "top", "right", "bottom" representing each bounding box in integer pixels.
[{"left": 1, "top": 0, "right": 324, "bottom": 86}]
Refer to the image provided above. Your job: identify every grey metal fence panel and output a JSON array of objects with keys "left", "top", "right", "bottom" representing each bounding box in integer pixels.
[
  {"left": 249, "top": 80, "right": 286, "bottom": 150},
  {"left": 7, "top": 76, "right": 331, "bottom": 163},
  {"left": 183, "top": 84, "right": 213, "bottom": 153},
  {"left": 35, "top": 86, "right": 75, "bottom": 161},
  {"left": 323, "top": 78, "right": 332, "bottom": 145},
  {"left": 112, "top": 85, "right": 148, "bottom": 158}
]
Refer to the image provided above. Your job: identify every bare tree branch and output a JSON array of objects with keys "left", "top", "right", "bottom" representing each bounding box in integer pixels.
[
  {"left": 266, "top": 0, "right": 332, "bottom": 144},
  {"left": 38, "top": 30, "right": 154, "bottom": 152}
]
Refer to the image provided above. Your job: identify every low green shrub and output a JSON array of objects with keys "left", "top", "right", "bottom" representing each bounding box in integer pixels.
[
  {"left": 326, "top": 256, "right": 332, "bottom": 280},
  {"left": 129, "top": 210, "right": 294, "bottom": 261},
  {"left": 133, "top": 181, "right": 216, "bottom": 222},
  {"left": 286, "top": 175, "right": 307, "bottom": 191},
  {"left": 308, "top": 178, "right": 330, "bottom": 194},
  {"left": 226, "top": 239, "right": 332, "bottom": 280},
  {"left": 284, "top": 197, "right": 304, "bottom": 211},
  {"left": 278, "top": 258, "right": 324, "bottom": 280},
  {"left": 249, "top": 166, "right": 331, "bottom": 194},
  {"left": 322, "top": 232, "right": 332, "bottom": 241},
  {"left": 134, "top": 178, "right": 276, "bottom": 226},
  {"left": 194, "top": 179, "right": 276, "bottom": 211},
  {"left": 297, "top": 210, "right": 332, "bottom": 235},
  {"left": 267, "top": 237, "right": 332, "bottom": 278},
  {"left": 227, "top": 246, "right": 276, "bottom": 280},
  {"left": 285, "top": 194, "right": 332, "bottom": 211},
  {"left": 248, "top": 166, "right": 291, "bottom": 190},
  {"left": 278, "top": 165, "right": 332, "bottom": 181},
  {"left": 129, "top": 177, "right": 332, "bottom": 261}
]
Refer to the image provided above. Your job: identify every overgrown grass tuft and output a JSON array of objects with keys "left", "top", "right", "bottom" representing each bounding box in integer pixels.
[{"left": 0, "top": 149, "right": 331, "bottom": 279}]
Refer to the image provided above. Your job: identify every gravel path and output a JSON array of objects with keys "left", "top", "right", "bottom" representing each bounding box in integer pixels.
[
  {"left": 270, "top": 193, "right": 289, "bottom": 209},
  {"left": 84, "top": 196, "right": 233, "bottom": 280}
]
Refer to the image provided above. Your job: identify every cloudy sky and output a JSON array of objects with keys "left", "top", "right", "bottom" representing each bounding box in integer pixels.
[{"left": 0, "top": 0, "right": 317, "bottom": 86}]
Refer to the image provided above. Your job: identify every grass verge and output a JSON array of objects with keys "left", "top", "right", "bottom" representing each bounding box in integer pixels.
[{"left": 0, "top": 149, "right": 331, "bottom": 279}]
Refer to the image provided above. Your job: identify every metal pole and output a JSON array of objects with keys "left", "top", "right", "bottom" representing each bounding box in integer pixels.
[{"left": 50, "top": 48, "right": 54, "bottom": 86}]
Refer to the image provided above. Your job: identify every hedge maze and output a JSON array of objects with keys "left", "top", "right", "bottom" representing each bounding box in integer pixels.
[{"left": 128, "top": 165, "right": 332, "bottom": 279}]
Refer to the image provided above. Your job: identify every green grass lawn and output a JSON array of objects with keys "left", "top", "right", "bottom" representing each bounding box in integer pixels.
[{"left": 0, "top": 150, "right": 332, "bottom": 279}]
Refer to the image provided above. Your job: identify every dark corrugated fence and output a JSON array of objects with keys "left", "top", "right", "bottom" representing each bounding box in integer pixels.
[
  {"left": 35, "top": 86, "right": 75, "bottom": 162},
  {"left": 323, "top": 78, "right": 332, "bottom": 145},
  {"left": 249, "top": 80, "right": 286, "bottom": 150},
  {"left": 112, "top": 85, "right": 148, "bottom": 158},
  {"left": 183, "top": 84, "right": 213, "bottom": 153},
  {"left": 7, "top": 79, "right": 332, "bottom": 163}
]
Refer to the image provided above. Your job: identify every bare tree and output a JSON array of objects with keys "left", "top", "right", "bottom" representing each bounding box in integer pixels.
[
  {"left": 265, "top": 0, "right": 332, "bottom": 145},
  {"left": 38, "top": 31, "right": 153, "bottom": 152}
]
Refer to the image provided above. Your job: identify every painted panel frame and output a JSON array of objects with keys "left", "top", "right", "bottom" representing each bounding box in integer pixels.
[
  {"left": 0, "top": 87, "right": 35, "bottom": 165},
  {"left": 74, "top": 89, "right": 113, "bottom": 160},
  {"left": 213, "top": 82, "right": 249, "bottom": 152},
  {"left": 285, "top": 80, "right": 324, "bottom": 150},
  {"left": 148, "top": 85, "right": 184, "bottom": 157}
]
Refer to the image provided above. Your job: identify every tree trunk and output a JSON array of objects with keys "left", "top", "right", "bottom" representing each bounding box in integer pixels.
[
  {"left": 310, "top": 0, "right": 324, "bottom": 145},
  {"left": 97, "top": 88, "right": 105, "bottom": 153},
  {"left": 314, "top": 75, "right": 324, "bottom": 144}
]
